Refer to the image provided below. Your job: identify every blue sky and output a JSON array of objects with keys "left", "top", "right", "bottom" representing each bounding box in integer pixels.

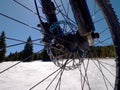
[
  {"left": 0, "top": 0, "right": 42, "bottom": 55},
  {"left": 0, "top": 0, "right": 120, "bottom": 55},
  {"left": 111, "top": 0, "right": 120, "bottom": 20}
]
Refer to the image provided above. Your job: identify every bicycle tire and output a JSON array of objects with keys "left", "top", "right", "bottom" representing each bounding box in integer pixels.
[{"left": 94, "top": 0, "right": 120, "bottom": 90}]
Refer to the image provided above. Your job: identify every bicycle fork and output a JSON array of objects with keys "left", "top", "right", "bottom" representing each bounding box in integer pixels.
[
  {"left": 39, "top": 0, "right": 99, "bottom": 51},
  {"left": 69, "top": 0, "right": 98, "bottom": 46}
]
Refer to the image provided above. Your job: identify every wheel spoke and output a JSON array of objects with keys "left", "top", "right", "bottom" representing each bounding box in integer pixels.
[
  {"left": 29, "top": 68, "right": 61, "bottom": 90},
  {"left": 93, "top": 59, "right": 114, "bottom": 89},
  {"left": 13, "top": 0, "right": 37, "bottom": 15},
  {"left": 0, "top": 13, "right": 40, "bottom": 31},
  {"left": 45, "top": 69, "right": 62, "bottom": 90},
  {"left": 89, "top": 51, "right": 114, "bottom": 89}
]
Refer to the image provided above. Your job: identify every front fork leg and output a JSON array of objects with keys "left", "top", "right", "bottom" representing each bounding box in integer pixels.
[{"left": 69, "top": 0, "right": 99, "bottom": 46}]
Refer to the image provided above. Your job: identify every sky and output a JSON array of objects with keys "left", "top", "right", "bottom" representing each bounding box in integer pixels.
[
  {"left": 0, "top": 0, "right": 120, "bottom": 55},
  {"left": 0, "top": 0, "right": 42, "bottom": 55}
]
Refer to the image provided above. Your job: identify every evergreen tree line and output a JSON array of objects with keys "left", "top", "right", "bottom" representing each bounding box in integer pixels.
[
  {"left": 6, "top": 36, "right": 51, "bottom": 62},
  {"left": 5, "top": 48, "right": 50, "bottom": 62},
  {"left": 0, "top": 31, "right": 115, "bottom": 62},
  {"left": 5, "top": 36, "right": 34, "bottom": 62},
  {"left": 92, "top": 45, "right": 114, "bottom": 58},
  {"left": 0, "top": 31, "right": 50, "bottom": 62}
]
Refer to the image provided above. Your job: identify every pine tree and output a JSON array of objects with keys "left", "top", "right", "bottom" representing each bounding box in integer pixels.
[
  {"left": 41, "top": 48, "right": 51, "bottom": 61},
  {"left": 22, "top": 36, "right": 33, "bottom": 62},
  {"left": 0, "top": 31, "right": 6, "bottom": 62},
  {"left": 14, "top": 51, "right": 19, "bottom": 61},
  {"left": 8, "top": 53, "right": 14, "bottom": 61}
]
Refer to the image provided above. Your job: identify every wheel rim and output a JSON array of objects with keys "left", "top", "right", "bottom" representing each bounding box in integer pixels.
[{"left": 0, "top": 0, "right": 118, "bottom": 90}]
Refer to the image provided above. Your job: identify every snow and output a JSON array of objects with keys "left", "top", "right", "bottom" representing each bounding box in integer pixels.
[{"left": 0, "top": 59, "right": 116, "bottom": 90}]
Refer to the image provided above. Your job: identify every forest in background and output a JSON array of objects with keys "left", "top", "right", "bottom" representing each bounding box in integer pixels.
[{"left": 0, "top": 31, "right": 114, "bottom": 62}]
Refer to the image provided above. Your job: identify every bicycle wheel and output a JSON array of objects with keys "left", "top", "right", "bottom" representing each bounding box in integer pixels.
[{"left": 0, "top": 0, "right": 119, "bottom": 90}]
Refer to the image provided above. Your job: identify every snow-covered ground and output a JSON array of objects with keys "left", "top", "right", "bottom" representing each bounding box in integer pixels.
[{"left": 0, "top": 59, "right": 116, "bottom": 90}]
